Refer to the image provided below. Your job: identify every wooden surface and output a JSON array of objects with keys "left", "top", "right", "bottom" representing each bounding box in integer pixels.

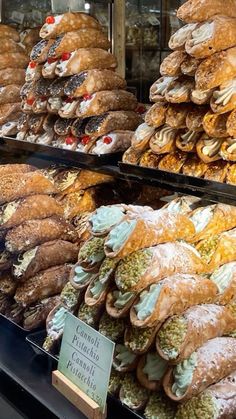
[{"left": 113, "top": 0, "right": 125, "bottom": 78}]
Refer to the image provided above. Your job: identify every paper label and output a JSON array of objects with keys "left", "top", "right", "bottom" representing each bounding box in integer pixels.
[{"left": 58, "top": 313, "right": 115, "bottom": 413}]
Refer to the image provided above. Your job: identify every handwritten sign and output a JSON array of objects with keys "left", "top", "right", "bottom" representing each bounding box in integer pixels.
[{"left": 58, "top": 313, "right": 115, "bottom": 413}]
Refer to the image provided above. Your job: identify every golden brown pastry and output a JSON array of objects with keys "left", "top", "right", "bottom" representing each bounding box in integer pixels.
[
  {"left": 122, "top": 146, "right": 143, "bottom": 165},
  {"left": 169, "top": 23, "right": 197, "bottom": 50},
  {"left": 191, "top": 87, "right": 214, "bottom": 105},
  {"left": 0, "top": 68, "right": 25, "bottom": 87},
  {"left": 158, "top": 151, "right": 188, "bottom": 173},
  {"left": 186, "top": 106, "right": 208, "bottom": 132},
  {"left": 149, "top": 76, "right": 176, "bottom": 102},
  {"left": 165, "top": 77, "right": 195, "bottom": 103},
  {"left": 166, "top": 103, "right": 191, "bottom": 129},
  {"left": 181, "top": 56, "right": 201, "bottom": 76},
  {"left": 139, "top": 150, "right": 164, "bottom": 169},
  {"left": 145, "top": 102, "right": 168, "bottom": 128},
  {"left": 196, "top": 135, "right": 223, "bottom": 163},
  {"left": 0, "top": 52, "right": 28, "bottom": 70},
  {"left": 227, "top": 163, "right": 236, "bottom": 184},
  {"left": 176, "top": 130, "right": 202, "bottom": 153},
  {"left": 150, "top": 126, "right": 178, "bottom": 154},
  {"left": 182, "top": 156, "right": 207, "bottom": 178},
  {"left": 0, "top": 24, "right": 20, "bottom": 42},
  {"left": 203, "top": 111, "right": 230, "bottom": 138},
  {"left": 220, "top": 138, "right": 236, "bottom": 161},
  {"left": 211, "top": 78, "right": 236, "bottom": 114},
  {"left": 227, "top": 109, "right": 236, "bottom": 137},
  {"left": 204, "top": 160, "right": 229, "bottom": 182},
  {"left": 177, "top": 0, "right": 236, "bottom": 23},
  {"left": 160, "top": 51, "right": 187, "bottom": 77}
]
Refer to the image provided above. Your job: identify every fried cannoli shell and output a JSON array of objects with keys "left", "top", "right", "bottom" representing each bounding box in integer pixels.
[
  {"left": 156, "top": 305, "right": 236, "bottom": 364},
  {"left": 196, "top": 47, "right": 236, "bottom": 91},
  {"left": 131, "top": 123, "right": 155, "bottom": 151},
  {"left": 189, "top": 203, "right": 236, "bottom": 243},
  {"left": 177, "top": 0, "right": 236, "bottom": 23},
  {"left": 85, "top": 111, "right": 142, "bottom": 139},
  {"left": 0, "top": 251, "right": 13, "bottom": 272},
  {"left": 42, "top": 59, "right": 58, "bottom": 79},
  {"left": 0, "top": 171, "right": 56, "bottom": 205},
  {"left": 0, "top": 273, "right": 17, "bottom": 296},
  {"left": 30, "top": 39, "right": 54, "bottom": 63},
  {"left": 32, "top": 98, "right": 48, "bottom": 114},
  {"left": 169, "top": 23, "right": 197, "bottom": 50},
  {"left": 145, "top": 103, "right": 168, "bottom": 128},
  {"left": 149, "top": 76, "right": 176, "bottom": 103},
  {"left": 0, "top": 53, "right": 28, "bottom": 70},
  {"left": 64, "top": 69, "right": 126, "bottom": 98},
  {"left": 0, "top": 103, "right": 21, "bottom": 125},
  {"left": 69, "top": 262, "right": 98, "bottom": 290},
  {"left": 227, "top": 163, "right": 236, "bottom": 185},
  {"left": 176, "top": 130, "right": 201, "bottom": 153},
  {"left": 196, "top": 136, "right": 223, "bottom": 163},
  {"left": 5, "top": 302, "right": 24, "bottom": 325},
  {"left": 150, "top": 126, "right": 177, "bottom": 154},
  {"left": 0, "top": 164, "right": 36, "bottom": 177},
  {"left": 165, "top": 77, "right": 195, "bottom": 104},
  {"left": 0, "top": 68, "right": 25, "bottom": 86},
  {"left": 166, "top": 103, "right": 190, "bottom": 129},
  {"left": 57, "top": 169, "right": 113, "bottom": 196},
  {"left": 158, "top": 151, "right": 188, "bottom": 173},
  {"left": 48, "top": 29, "right": 110, "bottom": 58},
  {"left": 122, "top": 146, "right": 142, "bottom": 165},
  {"left": 227, "top": 109, "right": 236, "bottom": 137},
  {"left": 25, "top": 63, "right": 43, "bottom": 83},
  {"left": 0, "top": 195, "right": 63, "bottom": 230},
  {"left": 60, "top": 189, "right": 98, "bottom": 221},
  {"left": 28, "top": 114, "right": 47, "bottom": 135},
  {"left": 124, "top": 325, "right": 160, "bottom": 355},
  {"left": 56, "top": 49, "right": 117, "bottom": 77},
  {"left": 40, "top": 12, "right": 101, "bottom": 39},
  {"left": 181, "top": 56, "right": 201, "bottom": 76},
  {"left": 198, "top": 229, "right": 236, "bottom": 270},
  {"left": 53, "top": 118, "right": 72, "bottom": 136},
  {"left": 0, "top": 84, "right": 21, "bottom": 105},
  {"left": 163, "top": 337, "right": 236, "bottom": 402},
  {"left": 137, "top": 354, "right": 166, "bottom": 391},
  {"left": 85, "top": 276, "right": 110, "bottom": 307},
  {"left": 23, "top": 295, "right": 61, "bottom": 331},
  {"left": 211, "top": 79, "right": 236, "bottom": 114},
  {"left": 204, "top": 160, "right": 229, "bottom": 182},
  {"left": 177, "top": 151, "right": 207, "bottom": 176},
  {"left": 191, "top": 87, "right": 214, "bottom": 105},
  {"left": 15, "top": 265, "right": 71, "bottom": 306},
  {"left": 76, "top": 90, "right": 137, "bottom": 118},
  {"left": 130, "top": 274, "right": 218, "bottom": 328},
  {"left": 106, "top": 288, "right": 137, "bottom": 319},
  {"left": 186, "top": 106, "right": 208, "bottom": 132},
  {"left": 58, "top": 98, "right": 80, "bottom": 119},
  {"left": 49, "top": 77, "right": 69, "bottom": 97},
  {"left": 0, "top": 292, "right": 13, "bottom": 314},
  {"left": 203, "top": 112, "right": 229, "bottom": 138},
  {"left": 210, "top": 262, "right": 236, "bottom": 305},
  {"left": 119, "top": 374, "right": 149, "bottom": 411},
  {"left": 115, "top": 242, "right": 206, "bottom": 294},
  {"left": 20, "top": 28, "right": 40, "bottom": 51},
  {"left": 160, "top": 51, "right": 187, "bottom": 77},
  {"left": 0, "top": 25, "right": 20, "bottom": 42},
  {"left": 104, "top": 209, "right": 195, "bottom": 259}
]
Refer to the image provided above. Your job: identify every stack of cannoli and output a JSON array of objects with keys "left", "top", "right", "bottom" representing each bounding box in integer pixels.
[
  {"left": 42, "top": 195, "right": 236, "bottom": 418},
  {"left": 123, "top": 0, "right": 236, "bottom": 186},
  {"left": 17, "top": 11, "right": 141, "bottom": 155}
]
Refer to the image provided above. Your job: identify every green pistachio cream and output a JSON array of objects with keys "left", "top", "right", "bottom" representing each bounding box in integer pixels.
[
  {"left": 60, "top": 282, "right": 81, "bottom": 310},
  {"left": 99, "top": 312, "right": 125, "bottom": 342},
  {"left": 135, "top": 283, "right": 163, "bottom": 321},
  {"left": 99, "top": 257, "right": 120, "bottom": 284},
  {"left": 115, "top": 248, "right": 153, "bottom": 292},
  {"left": 157, "top": 316, "right": 188, "bottom": 360},
  {"left": 145, "top": 392, "right": 177, "bottom": 419},
  {"left": 90, "top": 206, "right": 125, "bottom": 234},
  {"left": 43, "top": 306, "right": 69, "bottom": 350},
  {"left": 196, "top": 235, "right": 219, "bottom": 264},
  {"left": 105, "top": 220, "right": 137, "bottom": 253},
  {"left": 172, "top": 353, "right": 197, "bottom": 397},
  {"left": 108, "top": 369, "right": 124, "bottom": 395},
  {"left": 143, "top": 353, "right": 168, "bottom": 382},
  {"left": 210, "top": 263, "right": 234, "bottom": 294},
  {"left": 90, "top": 278, "right": 106, "bottom": 300},
  {"left": 113, "top": 290, "right": 135, "bottom": 309},
  {"left": 114, "top": 344, "right": 137, "bottom": 369},
  {"left": 121, "top": 374, "right": 149, "bottom": 410},
  {"left": 126, "top": 326, "right": 156, "bottom": 353},
  {"left": 73, "top": 265, "right": 94, "bottom": 285},
  {"left": 79, "top": 237, "right": 105, "bottom": 265},
  {"left": 176, "top": 393, "right": 218, "bottom": 419}
]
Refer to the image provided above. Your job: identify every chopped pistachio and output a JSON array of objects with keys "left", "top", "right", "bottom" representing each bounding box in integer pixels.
[
  {"left": 43, "top": 336, "right": 54, "bottom": 352},
  {"left": 158, "top": 316, "right": 187, "bottom": 360},
  {"left": 176, "top": 393, "right": 218, "bottom": 419},
  {"left": 196, "top": 236, "right": 219, "bottom": 264},
  {"left": 99, "top": 257, "right": 120, "bottom": 284},
  {"left": 121, "top": 374, "right": 149, "bottom": 410},
  {"left": 79, "top": 237, "right": 105, "bottom": 262},
  {"left": 99, "top": 312, "right": 125, "bottom": 342},
  {"left": 60, "top": 282, "right": 81, "bottom": 310},
  {"left": 145, "top": 392, "right": 176, "bottom": 419},
  {"left": 108, "top": 369, "right": 124, "bottom": 395},
  {"left": 78, "top": 303, "right": 98, "bottom": 327},
  {"left": 125, "top": 326, "right": 156, "bottom": 353}
]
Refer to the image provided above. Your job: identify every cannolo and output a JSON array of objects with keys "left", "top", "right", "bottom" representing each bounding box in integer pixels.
[
  {"left": 122, "top": 146, "right": 143, "bottom": 165},
  {"left": 104, "top": 209, "right": 195, "bottom": 259},
  {"left": 32, "top": 97, "right": 48, "bottom": 114},
  {"left": 137, "top": 352, "right": 168, "bottom": 391},
  {"left": 163, "top": 337, "right": 236, "bottom": 402},
  {"left": 23, "top": 295, "right": 60, "bottom": 331},
  {"left": 25, "top": 132, "right": 40, "bottom": 143},
  {"left": 69, "top": 263, "right": 97, "bottom": 290},
  {"left": 99, "top": 312, "right": 125, "bottom": 342},
  {"left": 77, "top": 301, "right": 103, "bottom": 328},
  {"left": 191, "top": 87, "right": 214, "bottom": 105},
  {"left": 0, "top": 164, "right": 36, "bottom": 177},
  {"left": 176, "top": 130, "right": 202, "bottom": 153},
  {"left": 227, "top": 109, "right": 236, "bottom": 137},
  {"left": 227, "top": 163, "right": 236, "bottom": 185},
  {"left": 20, "top": 81, "right": 35, "bottom": 100},
  {"left": 0, "top": 68, "right": 25, "bottom": 87},
  {"left": 204, "top": 160, "right": 229, "bottom": 182},
  {"left": 119, "top": 374, "right": 149, "bottom": 411},
  {"left": 43, "top": 303, "right": 70, "bottom": 353},
  {"left": 78, "top": 237, "right": 105, "bottom": 272},
  {"left": 181, "top": 56, "right": 201, "bottom": 76},
  {"left": 163, "top": 196, "right": 201, "bottom": 215},
  {"left": 64, "top": 69, "right": 126, "bottom": 98},
  {"left": 130, "top": 274, "right": 218, "bottom": 328},
  {"left": 60, "top": 282, "right": 82, "bottom": 311},
  {"left": 186, "top": 106, "right": 207, "bottom": 132},
  {"left": 13, "top": 240, "right": 78, "bottom": 281},
  {"left": 30, "top": 39, "right": 54, "bottom": 63},
  {"left": 27, "top": 114, "right": 46, "bottom": 134},
  {"left": 131, "top": 123, "right": 155, "bottom": 151},
  {"left": 124, "top": 324, "right": 159, "bottom": 355},
  {"left": 182, "top": 155, "right": 208, "bottom": 178},
  {"left": 160, "top": 51, "right": 187, "bottom": 77},
  {"left": 209, "top": 262, "right": 236, "bottom": 305},
  {"left": 0, "top": 171, "right": 56, "bottom": 205},
  {"left": 5, "top": 302, "right": 25, "bottom": 325},
  {"left": 58, "top": 97, "right": 80, "bottom": 119},
  {"left": 56, "top": 169, "right": 113, "bottom": 195},
  {"left": 70, "top": 118, "right": 86, "bottom": 137},
  {"left": 189, "top": 203, "right": 236, "bottom": 243},
  {"left": 17, "top": 114, "right": 29, "bottom": 132},
  {"left": 106, "top": 287, "right": 137, "bottom": 319},
  {"left": 196, "top": 228, "right": 236, "bottom": 269},
  {"left": 150, "top": 126, "right": 178, "bottom": 154},
  {"left": 0, "top": 274, "right": 17, "bottom": 296},
  {"left": 0, "top": 195, "right": 63, "bottom": 230},
  {"left": 169, "top": 23, "right": 197, "bottom": 50},
  {"left": 36, "top": 131, "right": 55, "bottom": 145},
  {"left": 0, "top": 251, "right": 13, "bottom": 272},
  {"left": 177, "top": 0, "right": 236, "bottom": 23},
  {"left": 0, "top": 85, "right": 21, "bottom": 105},
  {"left": 0, "top": 103, "right": 21, "bottom": 125},
  {"left": 85, "top": 111, "right": 142, "bottom": 139},
  {"left": 6, "top": 217, "right": 77, "bottom": 254},
  {"left": 15, "top": 265, "right": 71, "bottom": 307},
  {"left": 108, "top": 369, "right": 124, "bottom": 396},
  {"left": 53, "top": 118, "right": 72, "bottom": 136},
  {"left": 165, "top": 103, "right": 190, "bottom": 129},
  {"left": 91, "top": 131, "right": 133, "bottom": 155},
  {"left": 195, "top": 47, "right": 236, "bottom": 91},
  {"left": 211, "top": 78, "right": 236, "bottom": 114},
  {"left": 48, "top": 28, "right": 110, "bottom": 58},
  {"left": 25, "top": 62, "right": 42, "bottom": 83},
  {"left": 55, "top": 49, "right": 117, "bottom": 77},
  {"left": 165, "top": 77, "right": 195, "bottom": 103},
  {"left": 16, "top": 132, "right": 27, "bottom": 141},
  {"left": 0, "top": 292, "right": 13, "bottom": 315},
  {"left": 20, "top": 28, "right": 40, "bottom": 53},
  {"left": 158, "top": 151, "right": 188, "bottom": 173},
  {"left": 0, "top": 25, "right": 20, "bottom": 42},
  {"left": 145, "top": 103, "right": 168, "bottom": 128},
  {"left": 113, "top": 344, "right": 139, "bottom": 373},
  {"left": 59, "top": 189, "right": 98, "bottom": 220},
  {"left": 175, "top": 371, "right": 236, "bottom": 419},
  {"left": 84, "top": 273, "right": 111, "bottom": 307},
  {"left": 115, "top": 242, "right": 206, "bottom": 294},
  {"left": 49, "top": 77, "right": 69, "bottom": 97},
  {"left": 40, "top": 12, "right": 101, "bottom": 40},
  {"left": 203, "top": 111, "right": 229, "bottom": 138},
  {"left": 0, "top": 53, "right": 28, "bottom": 70},
  {"left": 42, "top": 58, "right": 58, "bottom": 79},
  {"left": 145, "top": 392, "right": 177, "bottom": 419},
  {"left": 0, "top": 121, "right": 18, "bottom": 137},
  {"left": 157, "top": 304, "right": 236, "bottom": 364},
  {"left": 150, "top": 76, "right": 176, "bottom": 103},
  {"left": 47, "top": 96, "right": 63, "bottom": 114},
  {"left": 196, "top": 135, "right": 223, "bottom": 163}
]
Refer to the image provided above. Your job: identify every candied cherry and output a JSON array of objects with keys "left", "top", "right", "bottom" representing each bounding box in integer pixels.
[
  {"left": 47, "top": 57, "right": 57, "bottom": 64},
  {"left": 41, "top": 96, "right": 47, "bottom": 102},
  {"left": 65, "top": 97, "right": 74, "bottom": 103},
  {"left": 83, "top": 94, "right": 92, "bottom": 101},
  {"left": 103, "top": 136, "right": 112, "bottom": 144},
  {"left": 61, "top": 52, "right": 71, "bottom": 61},
  {"left": 81, "top": 135, "right": 91, "bottom": 145},
  {"left": 29, "top": 61, "right": 36, "bottom": 69},
  {"left": 26, "top": 98, "right": 35, "bottom": 106},
  {"left": 66, "top": 136, "right": 76, "bottom": 145},
  {"left": 46, "top": 16, "right": 55, "bottom": 24},
  {"left": 136, "top": 105, "right": 146, "bottom": 114}
]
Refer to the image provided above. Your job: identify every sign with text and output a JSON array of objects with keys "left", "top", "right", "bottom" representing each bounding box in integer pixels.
[{"left": 58, "top": 313, "right": 115, "bottom": 413}]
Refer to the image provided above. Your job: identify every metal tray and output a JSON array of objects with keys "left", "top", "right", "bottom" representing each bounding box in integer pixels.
[
  {"left": 119, "top": 162, "right": 236, "bottom": 205},
  {"left": 26, "top": 330, "right": 59, "bottom": 363}
]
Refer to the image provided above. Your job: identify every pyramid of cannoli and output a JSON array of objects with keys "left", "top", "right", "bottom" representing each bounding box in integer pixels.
[
  {"left": 123, "top": 0, "right": 236, "bottom": 186},
  {"left": 42, "top": 195, "right": 236, "bottom": 417},
  {"left": 17, "top": 11, "right": 142, "bottom": 154}
]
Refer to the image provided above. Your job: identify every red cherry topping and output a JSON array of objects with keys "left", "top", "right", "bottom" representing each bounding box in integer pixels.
[
  {"left": 65, "top": 96, "right": 74, "bottom": 103},
  {"left": 61, "top": 52, "right": 71, "bottom": 61},
  {"left": 103, "top": 136, "right": 112, "bottom": 144},
  {"left": 66, "top": 136, "right": 76, "bottom": 145},
  {"left": 29, "top": 61, "right": 36, "bottom": 69},
  {"left": 26, "top": 98, "right": 35, "bottom": 106},
  {"left": 81, "top": 135, "right": 91, "bottom": 145},
  {"left": 47, "top": 57, "right": 57, "bottom": 64},
  {"left": 46, "top": 16, "right": 55, "bottom": 24},
  {"left": 41, "top": 96, "right": 47, "bottom": 102},
  {"left": 136, "top": 105, "right": 146, "bottom": 114},
  {"left": 83, "top": 94, "right": 92, "bottom": 101}
]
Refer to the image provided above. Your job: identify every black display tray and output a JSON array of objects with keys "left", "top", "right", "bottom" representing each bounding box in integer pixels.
[
  {"left": 0, "top": 137, "right": 122, "bottom": 168},
  {"left": 119, "top": 162, "right": 236, "bottom": 205},
  {"left": 0, "top": 313, "right": 32, "bottom": 336}
]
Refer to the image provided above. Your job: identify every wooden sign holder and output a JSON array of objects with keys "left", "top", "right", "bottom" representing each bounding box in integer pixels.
[{"left": 52, "top": 370, "right": 107, "bottom": 419}]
